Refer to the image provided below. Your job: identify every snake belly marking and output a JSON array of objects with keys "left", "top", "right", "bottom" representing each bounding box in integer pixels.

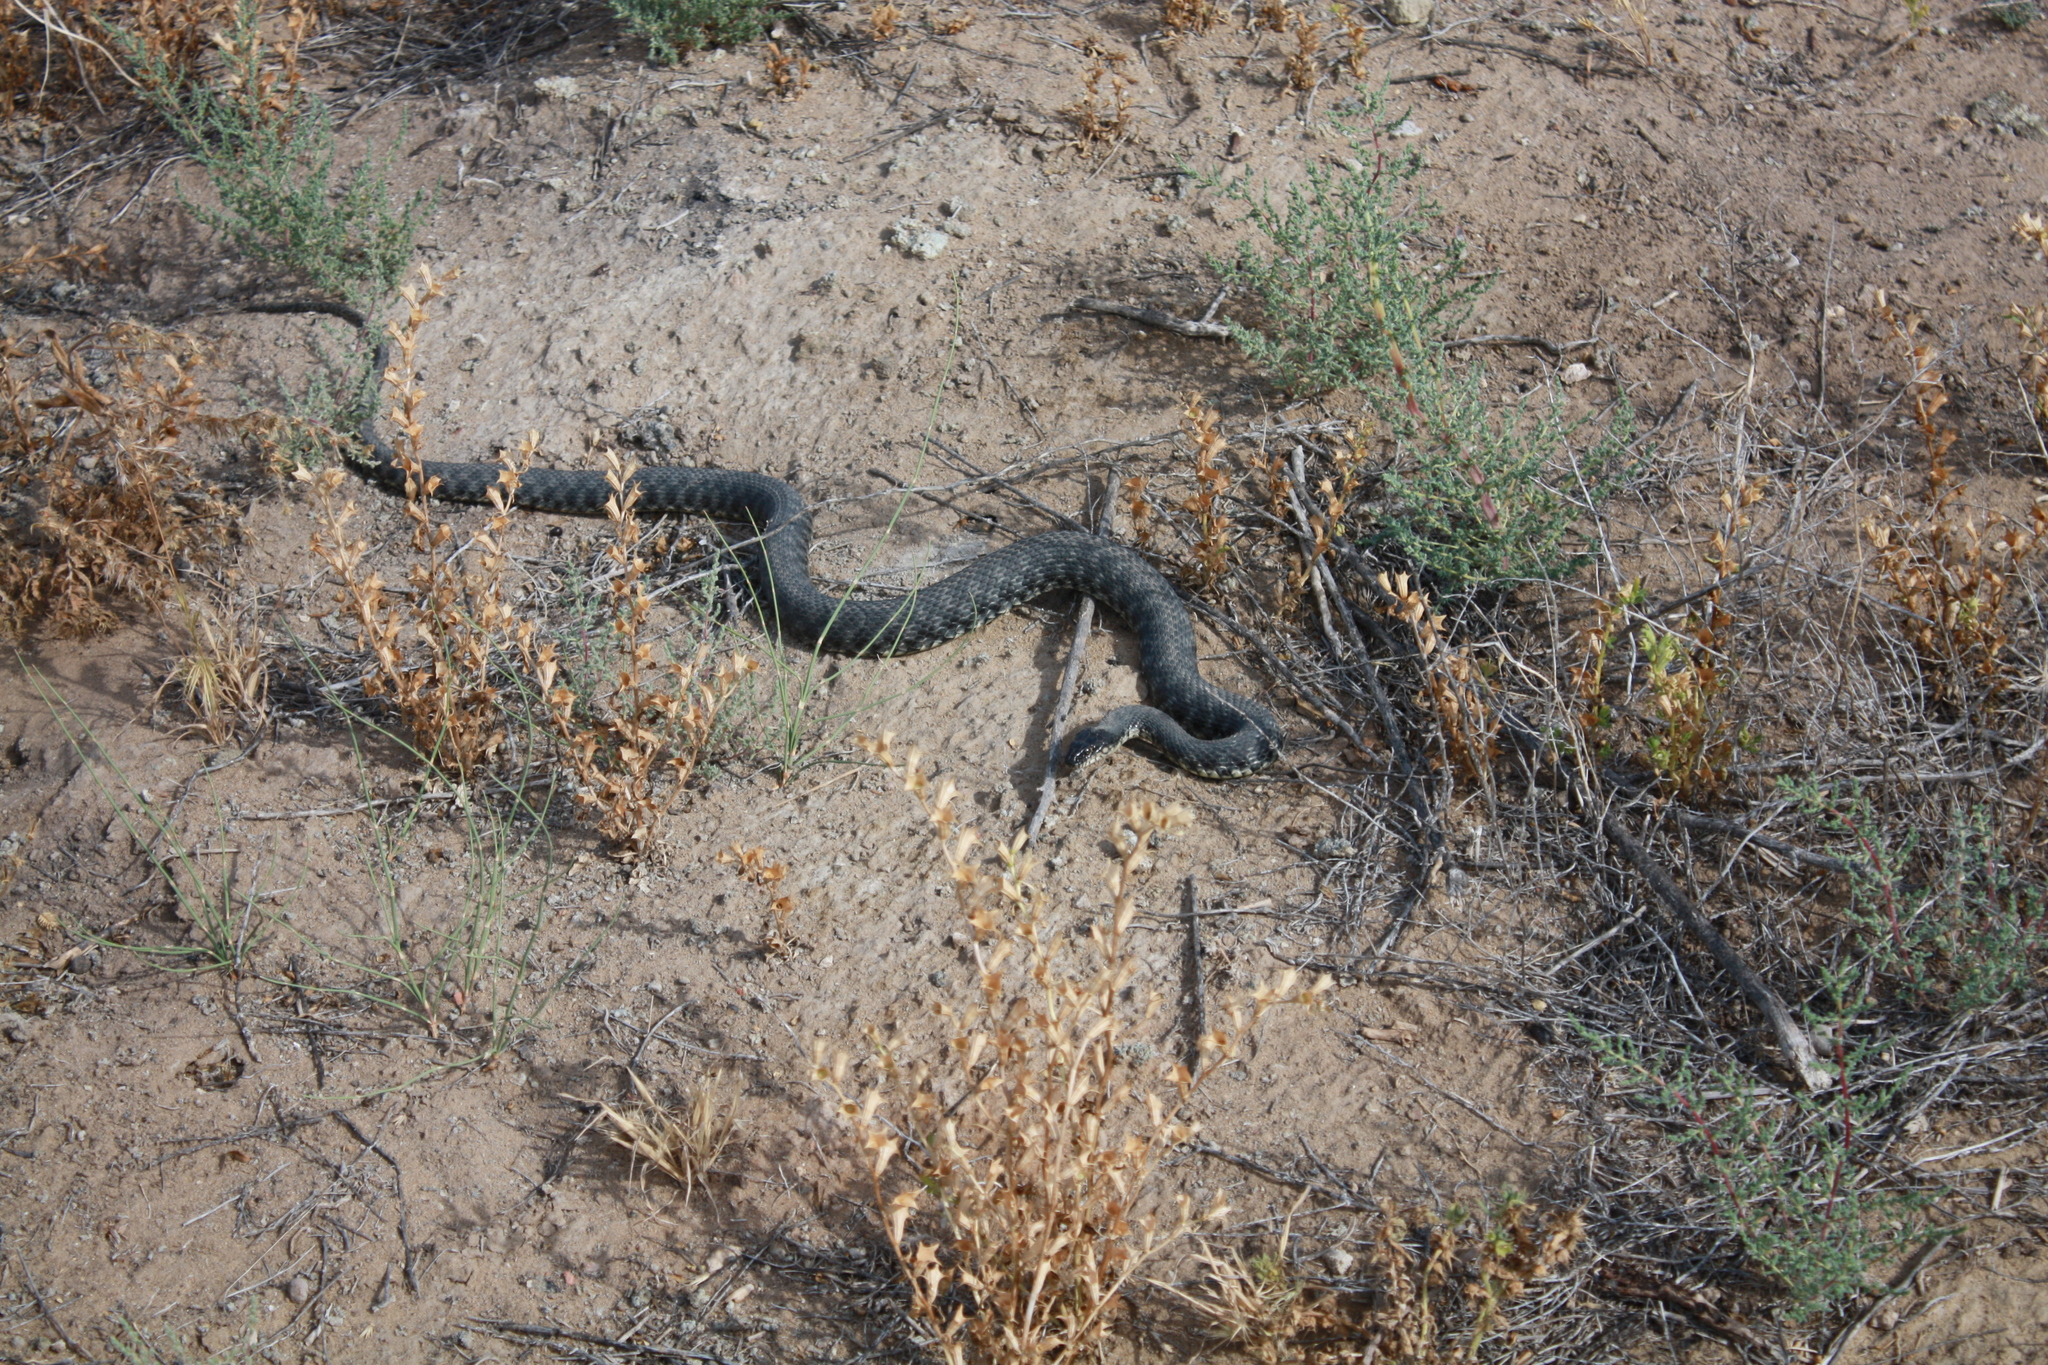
[{"left": 347, "top": 358, "right": 1282, "bottom": 779}]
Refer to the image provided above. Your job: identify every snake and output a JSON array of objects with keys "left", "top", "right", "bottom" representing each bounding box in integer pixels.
[{"left": 344, "top": 342, "right": 1282, "bottom": 779}]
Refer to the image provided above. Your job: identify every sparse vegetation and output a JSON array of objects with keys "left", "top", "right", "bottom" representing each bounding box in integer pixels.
[
  {"left": 3, "top": 3, "right": 2048, "bottom": 1360},
  {"left": 115, "top": 0, "right": 428, "bottom": 308},
  {"left": 818, "top": 733, "right": 1330, "bottom": 1365},
  {"left": 0, "top": 285, "right": 236, "bottom": 639},
  {"left": 608, "top": 0, "right": 768, "bottom": 63}
]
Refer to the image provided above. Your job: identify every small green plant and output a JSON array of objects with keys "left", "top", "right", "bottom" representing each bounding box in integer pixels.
[
  {"left": 1793, "top": 785, "right": 2046, "bottom": 1014},
  {"left": 1375, "top": 352, "right": 1635, "bottom": 590},
  {"left": 1204, "top": 90, "right": 1484, "bottom": 397},
  {"left": 608, "top": 0, "right": 767, "bottom": 62},
  {"left": 111, "top": 1305, "right": 264, "bottom": 1365},
  {"left": 1989, "top": 0, "right": 2039, "bottom": 28},
  {"left": 1600, "top": 1035, "right": 1926, "bottom": 1318},
  {"left": 115, "top": 0, "right": 428, "bottom": 308},
  {"left": 1207, "top": 90, "right": 1633, "bottom": 591}
]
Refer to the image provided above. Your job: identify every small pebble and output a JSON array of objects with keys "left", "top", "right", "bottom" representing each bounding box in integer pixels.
[{"left": 286, "top": 1276, "right": 313, "bottom": 1305}]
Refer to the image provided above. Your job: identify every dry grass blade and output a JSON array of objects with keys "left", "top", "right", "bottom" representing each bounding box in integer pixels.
[
  {"left": 164, "top": 588, "right": 271, "bottom": 744},
  {"left": 592, "top": 1071, "right": 737, "bottom": 1208}
]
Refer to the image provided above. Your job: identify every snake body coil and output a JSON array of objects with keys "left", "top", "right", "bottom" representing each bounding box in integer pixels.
[{"left": 351, "top": 411, "right": 1281, "bottom": 778}]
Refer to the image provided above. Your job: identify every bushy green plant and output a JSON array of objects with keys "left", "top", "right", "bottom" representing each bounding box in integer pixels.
[
  {"left": 1793, "top": 785, "right": 2046, "bottom": 1014},
  {"left": 1990, "top": 0, "right": 2039, "bottom": 27},
  {"left": 1375, "top": 352, "right": 1634, "bottom": 590},
  {"left": 1601, "top": 1035, "right": 1926, "bottom": 1317},
  {"left": 1207, "top": 87, "right": 1634, "bottom": 592},
  {"left": 1205, "top": 91, "right": 1483, "bottom": 396},
  {"left": 609, "top": 0, "right": 768, "bottom": 62},
  {"left": 115, "top": 0, "right": 428, "bottom": 308}
]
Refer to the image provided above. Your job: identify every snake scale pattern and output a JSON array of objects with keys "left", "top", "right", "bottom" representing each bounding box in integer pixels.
[{"left": 349, "top": 364, "right": 1281, "bottom": 778}]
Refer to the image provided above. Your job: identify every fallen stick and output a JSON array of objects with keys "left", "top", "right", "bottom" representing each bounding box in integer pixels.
[
  {"left": 1071, "top": 296, "right": 1232, "bottom": 339},
  {"left": 1597, "top": 808, "right": 1834, "bottom": 1092}
]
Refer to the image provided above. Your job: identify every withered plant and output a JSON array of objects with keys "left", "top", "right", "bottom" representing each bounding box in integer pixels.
[
  {"left": 1061, "top": 53, "right": 1134, "bottom": 150},
  {"left": 1254, "top": 0, "right": 1291, "bottom": 31},
  {"left": 2012, "top": 214, "right": 2048, "bottom": 431},
  {"left": 1864, "top": 302, "right": 2045, "bottom": 705},
  {"left": 1169, "top": 1195, "right": 1583, "bottom": 1363},
  {"left": 818, "top": 733, "right": 1330, "bottom": 1365},
  {"left": 1285, "top": 9, "right": 1324, "bottom": 92},
  {"left": 870, "top": 0, "right": 902, "bottom": 40},
  {"left": 1161, "top": 0, "right": 1219, "bottom": 34},
  {"left": 0, "top": 282, "right": 236, "bottom": 639},
  {"left": 1332, "top": 1, "right": 1371, "bottom": 80},
  {"left": 765, "top": 39, "right": 813, "bottom": 97},
  {"left": 311, "top": 268, "right": 522, "bottom": 779},
  {"left": 164, "top": 587, "right": 272, "bottom": 744},
  {"left": 1179, "top": 393, "right": 1233, "bottom": 590},
  {"left": 1380, "top": 572, "right": 1499, "bottom": 799},
  {"left": 593, "top": 1070, "right": 738, "bottom": 1208},
  {"left": 518, "top": 447, "right": 759, "bottom": 860},
  {"left": 719, "top": 841, "right": 797, "bottom": 954}
]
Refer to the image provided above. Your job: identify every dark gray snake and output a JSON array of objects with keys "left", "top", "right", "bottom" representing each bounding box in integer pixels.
[{"left": 346, "top": 346, "right": 1281, "bottom": 778}]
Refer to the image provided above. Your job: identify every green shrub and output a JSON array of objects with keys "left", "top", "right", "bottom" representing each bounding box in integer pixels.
[
  {"left": 1375, "top": 352, "right": 1634, "bottom": 591},
  {"left": 115, "top": 0, "right": 428, "bottom": 308},
  {"left": 609, "top": 0, "right": 768, "bottom": 62},
  {"left": 1599, "top": 1035, "right": 1927, "bottom": 1318},
  {"left": 1793, "top": 785, "right": 2047, "bottom": 1014},
  {"left": 1204, "top": 90, "right": 1483, "bottom": 396},
  {"left": 1206, "top": 86, "right": 1634, "bottom": 593}
]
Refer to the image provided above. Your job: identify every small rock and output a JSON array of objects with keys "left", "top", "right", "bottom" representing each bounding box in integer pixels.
[
  {"left": 1321, "top": 1247, "right": 1356, "bottom": 1277},
  {"left": 285, "top": 1276, "right": 313, "bottom": 1305},
  {"left": 1161, "top": 213, "right": 1189, "bottom": 237},
  {"left": 533, "top": 75, "right": 581, "bottom": 100},
  {"left": 868, "top": 356, "right": 896, "bottom": 381},
  {"left": 1311, "top": 836, "right": 1358, "bottom": 859},
  {"left": 1559, "top": 362, "right": 1593, "bottom": 385},
  {"left": 928, "top": 970, "right": 949, "bottom": 988},
  {"left": 1385, "top": 0, "right": 1432, "bottom": 23},
  {"left": 940, "top": 218, "right": 973, "bottom": 238},
  {"left": 1392, "top": 119, "right": 1425, "bottom": 138},
  {"left": 0, "top": 1010, "right": 32, "bottom": 1044},
  {"left": 886, "top": 218, "right": 950, "bottom": 260},
  {"left": 944, "top": 196, "right": 972, "bottom": 219}
]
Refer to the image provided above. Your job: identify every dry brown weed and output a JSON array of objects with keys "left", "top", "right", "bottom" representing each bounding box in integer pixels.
[
  {"left": 310, "top": 267, "right": 524, "bottom": 779},
  {"left": 592, "top": 1071, "right": 737, "bottom": 1208},
  {"left": 0, "top": 276, "right": 237, "bottom": 639},
  {"left": 819, "top": 732, "right": 1330, "bottom": 1365},
  {"left": 518, "top": 447, "right": 758, "bottom": 860},
  {"left": 1866, "top": 300, "right": 2046, "bottom": 704},
  {"left": 1061, "top": 52, "right": 1134, "bottom": 150},
  {"left": 1170, "top": 1196, "right": 1583, "bottom": 1363},
  {"left": 164, "top": 587, "right": 271, "bottom": 743}
]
